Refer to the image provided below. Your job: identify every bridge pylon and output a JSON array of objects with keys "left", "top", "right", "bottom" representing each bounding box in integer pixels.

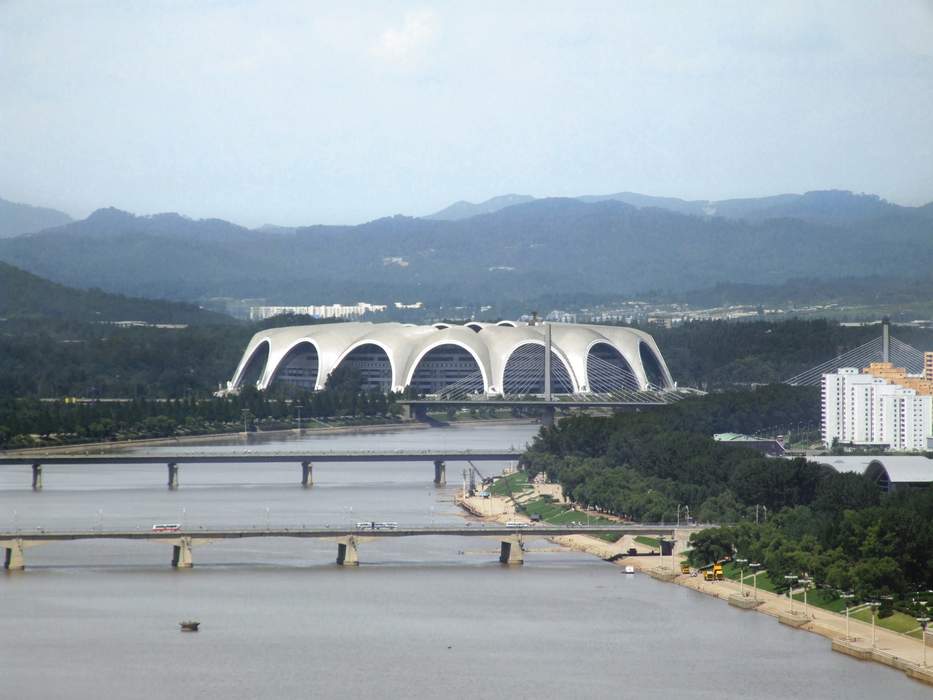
[
  {"left": 171, "top": 537, "right": 193, "bottom": 568},
  {"left": 336, "top": 536, "right": 359, "bottom": 566},
  {"left": 499, "top": 535, "right": 524, "bottom": 565},
  {"left": 433, "top": 460, "right": 446, "bottom": 486}
]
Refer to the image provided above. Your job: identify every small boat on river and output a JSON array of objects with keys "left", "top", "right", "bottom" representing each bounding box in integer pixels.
[{"left": 180, "top": 621, "right": 200, "bottom": 632}]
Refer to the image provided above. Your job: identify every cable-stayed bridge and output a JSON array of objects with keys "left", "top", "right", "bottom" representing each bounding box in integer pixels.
[{"left": 784, "top": 322, "right": 926, "bottom": 386}]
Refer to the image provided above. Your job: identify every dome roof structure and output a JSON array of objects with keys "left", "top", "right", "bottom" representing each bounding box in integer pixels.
[{"left": 227, "top": 321, "right": 674, "bottom": 397}]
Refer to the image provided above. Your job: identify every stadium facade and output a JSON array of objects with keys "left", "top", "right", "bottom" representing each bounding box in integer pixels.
[{"left": 226, "top": 321, "right": 674, "bottom": 396}]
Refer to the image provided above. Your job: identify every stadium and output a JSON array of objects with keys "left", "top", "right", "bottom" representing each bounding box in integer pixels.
[{"left": 226, "top": 321, "right": 674, "bottom": 398}]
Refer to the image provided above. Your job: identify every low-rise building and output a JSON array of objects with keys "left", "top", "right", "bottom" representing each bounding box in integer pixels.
[{"left": 713, "top": 432, "right": 786, "bottom": 456}]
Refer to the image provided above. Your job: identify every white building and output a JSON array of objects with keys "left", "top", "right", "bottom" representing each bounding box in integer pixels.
[
  {"left": 248, "top": 303, "right": 387, "bottom": 322},
  {"left": 821, "top": 368, "right": 933, "bottom": 451},
  {"left": 226, "top": 320, "right": 674, "bottom": 396}
]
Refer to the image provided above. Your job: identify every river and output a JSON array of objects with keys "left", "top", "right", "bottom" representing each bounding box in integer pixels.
[{"left": 1, "top": 423, "right": 928, "bottom": 698}]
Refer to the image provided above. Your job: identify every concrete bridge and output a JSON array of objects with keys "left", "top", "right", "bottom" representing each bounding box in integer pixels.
[
  {"left": 0, "top": 523, "right": 679, "bottom": 569},
  {"left": 0, "top": 449, "right": 523, "bottom": 490}
]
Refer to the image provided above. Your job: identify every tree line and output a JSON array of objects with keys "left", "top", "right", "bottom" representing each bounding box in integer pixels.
[{"left": 522, "top": 384, "right": 932, "bottom": 604}]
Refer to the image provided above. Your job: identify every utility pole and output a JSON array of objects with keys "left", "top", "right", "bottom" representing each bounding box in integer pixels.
[{"left": 544, "top": 322, "right": 552, "bottom": 401}]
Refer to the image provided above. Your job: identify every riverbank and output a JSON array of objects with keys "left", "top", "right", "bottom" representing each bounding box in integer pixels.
[
  {"left": 457, "top": 481, "right": 933, "bottom": 687},
  {"left": 1, "top": 417, "right": 540, "bottom": 456}
]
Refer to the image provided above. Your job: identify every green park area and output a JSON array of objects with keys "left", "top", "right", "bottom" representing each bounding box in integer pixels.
[
  {"left": 851, "top": 607, "right": 924, "bottom": 638},
  {"left": 720, "top": 562, "right": 779, "bottom": 593},
  {"left": 519, "top": 496, "right": 620, "bottom": 542},
  {"left": 487, "top": 471, "right": 532, "bottom": 497}
]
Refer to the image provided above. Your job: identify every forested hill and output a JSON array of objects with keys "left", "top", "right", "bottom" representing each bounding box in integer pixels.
[
  {"left": 426, "top": 189, "right": 933, "bottom": 224},
  {"left": 0, "top": 261, "right": 235, "bottom": 324},
  {"left": 643, "top": 319, "right": 933, "bottom": 389},
  {"left": 0, "top": 196, "right": 72, "bottom": 238},
  {"left": 0, "top": 191, "right": 930, "bottom": 305}
]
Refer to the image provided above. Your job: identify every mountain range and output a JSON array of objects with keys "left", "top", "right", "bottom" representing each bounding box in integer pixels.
[
  {"left": 426, "top": 189, "right": 933, "bottom": 224},
  {"left": 0, "top": 196, "right": 72, "bottom": 238},
  {"left": 0, "top": 260, "right": 232, "bottom": 323},
  {"left": 0, "top": 190, "right": 930, "bottom": 307}
]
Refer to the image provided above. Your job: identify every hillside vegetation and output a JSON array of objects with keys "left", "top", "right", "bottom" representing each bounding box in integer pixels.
[
  {"left": 0, "top": 191, "right": 930, "bottom": 306},
  {"left": 0, "top": 261, "right": 233, "bottom": 324}
]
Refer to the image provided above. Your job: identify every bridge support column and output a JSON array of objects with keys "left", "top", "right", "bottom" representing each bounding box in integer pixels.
[
  {"left": 541, "top": 406, "right": 556, "bottom": 428},
  {"left": 499, "top": 536, "right": 524, "bottom": 565},
  {"left": 433, "top": 460, "right": 446, "bottom": 486},
  {"left": 167, "top": 463, "right": 179, "bottom": 490},
  {"left": 32, "top": 464, "right": 43, "bottom": 491},
  {"left": 171, "top": 537, "right": 193, "bottom": 568},
  {"left": 3, "top": 540, "right": 25, "bottom": 570},
  {"left": 336, "top": 536, "right": 359, "bottom": 566},
  {"left": 301, "top": 461, "right": 313, "bottom": 488}
]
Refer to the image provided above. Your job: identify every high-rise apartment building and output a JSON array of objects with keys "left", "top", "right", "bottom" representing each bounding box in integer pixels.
[{"left": 821, "top": 366, "right": 933, "bottom": 452}]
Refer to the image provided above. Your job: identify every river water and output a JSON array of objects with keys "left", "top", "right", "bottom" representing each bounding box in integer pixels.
[{"left": 1, "top": 423, "right": 928, "bottom": 699}]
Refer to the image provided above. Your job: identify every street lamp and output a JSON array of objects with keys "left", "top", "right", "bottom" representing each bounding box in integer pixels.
[
  {"left": 736, "top": 558, "right": 748, "bottom": 597},
  {"left": 785, "top": 575, "right": 798, "bottom": 613},
  {"left": 840, "top": 592, "right": 855, "bottom": 640},
  {"left": 799, "top": 577, "right": 812, "bottom": 618},
  {"left": 917, "top": 616, "right": 929, "bottom": 668},
  {"left": 870, "top": 601, "right": 881, "bottom": 649},
  {"left": 749, "top": 562, "right": 761, "bottom": 600}
]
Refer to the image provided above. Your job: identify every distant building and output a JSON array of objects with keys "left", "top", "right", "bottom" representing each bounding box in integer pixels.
[
  {"left": 821, "top": 365, "right": 933, "bottom": 452},
  {"left": 713, "top": 433, "right": 786, "bottom": 456},
  {"left": 248, "top": 303, "right": 387, "bottom": 322},
  {"left": 817, "top": 456, "right": 933, "bottom": 492}
]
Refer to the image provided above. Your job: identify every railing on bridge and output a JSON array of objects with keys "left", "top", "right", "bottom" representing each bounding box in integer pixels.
[{"left": 0, "top": 522, "right": 692, "bottom": 570}]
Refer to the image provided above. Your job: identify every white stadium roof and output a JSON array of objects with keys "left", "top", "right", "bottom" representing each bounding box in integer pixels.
[{"left": 227, "top": 320, "right": 674, "bottom": 397}]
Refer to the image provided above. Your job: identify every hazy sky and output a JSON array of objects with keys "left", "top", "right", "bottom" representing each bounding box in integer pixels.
[{"left": 2, "top": 1, "right": 932, "bottom": 226}]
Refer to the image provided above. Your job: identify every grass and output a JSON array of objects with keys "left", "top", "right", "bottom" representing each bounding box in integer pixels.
[
  {"left": 519, "top": 496, "right": 620, "bottom": 543},
  {"left": 634, "top": 535, "right": 659, "bottom": 549},
  {"left": 791, "top": 588, "right": 848, "bottom": 614},
  {"left": 487, "top": 471, "right": 532, "bottom": 497},
  {"left": 851, "top": 608, "right": 924, "bottom": 637}
]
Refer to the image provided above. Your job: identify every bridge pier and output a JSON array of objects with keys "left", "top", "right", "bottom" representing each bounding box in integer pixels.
[
  {"left": 540, "top": 406, "right": 556, "bottom": 428},
  {"left": 3, "top": 540, "right": 25, "bottom": 570},
  {"left": 433, "top": 460, "right": 446, "bottom": 486},
  {"left": 301, "top": 461, "right": 314, "bottom": 488},
  {"left": 499, "top": 536, "right": 524, "bottom": 565},
  {"left": 336, "top": 536, "right": 359, "bottom": 566},
  {"left": 32, "top": 464, "right": 43, "bottom": 491},
  {"left": 167, "top": 463, "right": 179, "bottom": 490},
  {"left": 171, "top": 537, "right": 193, "bottom": 568}
]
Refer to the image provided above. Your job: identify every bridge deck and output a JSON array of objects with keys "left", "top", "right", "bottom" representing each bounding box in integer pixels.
[
  {"left": 0, "top": 524, "right": 681, "bottom": 541},
  {"left": 0, "top": 450, "right": 523, "bottom": 466}
]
